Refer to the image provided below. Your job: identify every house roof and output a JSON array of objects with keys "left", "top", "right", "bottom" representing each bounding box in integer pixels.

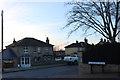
[
  {"left": 65, "top": 42, "right": 91, "bottom": 48},
  {"left": 7, "top": 37, "right": 54, "bottom": 47},
  {"left": 3, "top": 48, "right": 17, "bottom": 59},
  {"left": 96, "top": 38, "right": 110, "bottom": 45}
]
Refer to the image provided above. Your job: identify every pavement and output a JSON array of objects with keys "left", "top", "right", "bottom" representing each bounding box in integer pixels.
[
  {"left": 3, "top": 64, "right": 66, "bottom": 73},
  {"left": 50, "top": 68, "right": 120, "bottom": 78}
]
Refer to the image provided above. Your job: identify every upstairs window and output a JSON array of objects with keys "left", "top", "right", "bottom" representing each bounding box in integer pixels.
[
  {"left": 45, "top": 47, "right": 49, "bottom": 51},
  {"left": 24, "top": 47, "right": 29, "bottom": 53},
  {"left": 37, "top": 47, "right": 41, "bottom": 53},
  {"left": 33, "top": 47, "right": 37, "bottom": 53}
]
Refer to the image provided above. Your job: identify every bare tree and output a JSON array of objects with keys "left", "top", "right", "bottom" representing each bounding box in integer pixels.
[{"left": 65, "top": 0, "right": 120, "bottom": 43}]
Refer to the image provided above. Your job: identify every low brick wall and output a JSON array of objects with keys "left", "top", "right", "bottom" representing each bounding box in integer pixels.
[
  {"left": 78, "top": 62, "right": 91, "bottom": 74},
  {"left": 104, "top": 64, "right": 120, "bottom": 73},
  {"left": 32, "top": 60, "right": 66, "bottom": 66},
  {"left": 78, "top": 62, "right": 120, "bottom": 74}
]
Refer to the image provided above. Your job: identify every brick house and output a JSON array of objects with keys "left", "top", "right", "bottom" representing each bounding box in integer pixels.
[{"left": 3, "top": 37, "right": 54, "bottom": 67}]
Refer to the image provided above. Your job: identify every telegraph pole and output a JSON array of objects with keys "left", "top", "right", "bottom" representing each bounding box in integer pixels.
[{"left": 1, "top": 10, "right": 4, "bottom": 72}]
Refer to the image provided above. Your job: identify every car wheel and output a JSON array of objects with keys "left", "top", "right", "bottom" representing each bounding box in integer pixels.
[{"left": 74, "top": 60, "right": 78, "bottom": 65}]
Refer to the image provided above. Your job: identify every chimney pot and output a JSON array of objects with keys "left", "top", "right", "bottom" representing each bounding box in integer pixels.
[{"left": 46, "top": 37, "right": 49, "bottom": 44}]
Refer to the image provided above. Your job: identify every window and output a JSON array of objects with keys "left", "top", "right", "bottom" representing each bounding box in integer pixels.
[
  {"left": 78, "top": 47, "right": 85, "bottom": 52},
  {"left": 43, "top": 56, "right": 47, "bottom": 60},
  {"left": 25, "top": 57, "right": 29, "bottom": 64},
  {"left": 33, "top": 47, "right": 37, "bottom": 53},
  {"left": 21, "top": 58, "right": 24, "bottom": 64},
  {"left": 24, "top": 47, "right": 29, "bottom": 53},
  {"left": 45, "top": 47, "right": 49, "bottom": 51},
  {"left": 34, "top": 57, "right": 37, "bottom": 62},
  {"left": 47, "top": 56, "right": 52, "bottom": 60},
  {"left": 79, "top": 48, "right": 83, "bottom": 51},
  {"left": 71, "top": 55, "right": 76, "bottom": 57},
  {"left": 45, "top": 47, "right": 50, "bottom": 53},
  {"left": 33, "top": 50, "right": 37, "bottom": 53},
  {"left": 37, "top": 47, "right": 41, "bottom": 52},
  {"left": 21, "top": 57, "right": 30, "bottom": 64},
  {"left": 37, "top": 57, "right": 41, "bottom": 61},
  {"left": 34, "top": 57, "right": 41, "bottom": 62}
]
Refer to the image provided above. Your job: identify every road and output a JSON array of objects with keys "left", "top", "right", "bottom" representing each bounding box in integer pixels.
[{"left": 2, "top": 65, "right": 78, "bottom": 78}]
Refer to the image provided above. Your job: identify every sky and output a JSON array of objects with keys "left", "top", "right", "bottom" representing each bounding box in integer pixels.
[{"left": 0, "top": 0, "right": 103, "bottom": 50}]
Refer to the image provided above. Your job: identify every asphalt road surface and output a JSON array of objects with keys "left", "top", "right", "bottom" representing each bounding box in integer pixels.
[{"left": 2, "top": 65, "right": 78, "bottom": 78}]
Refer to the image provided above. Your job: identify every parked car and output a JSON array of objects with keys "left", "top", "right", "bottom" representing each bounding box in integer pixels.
[
  {"left": 55, "top": 57, "right": 62, "bottom": 61},
  {"left": 63, "top": 54, "right": 79, "bottom": 65}
]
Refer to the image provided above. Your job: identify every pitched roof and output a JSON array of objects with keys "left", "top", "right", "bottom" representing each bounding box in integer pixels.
[
  {"left": 3, "top": 48, "right": 17, "bottom": 59},
  {"left": 96, "top": 38, "right": 110, "bottom": 45},
  {"left": 7, "top": 37, "right": 54, "bottom": 47},
  {"left": 65, "top": 42, "right": 90, "bottom": 48}
]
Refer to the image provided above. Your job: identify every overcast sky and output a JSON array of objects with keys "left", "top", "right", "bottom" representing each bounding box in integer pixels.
[{"left": 0, "top": 0, "right": 103, "bottom": 50}]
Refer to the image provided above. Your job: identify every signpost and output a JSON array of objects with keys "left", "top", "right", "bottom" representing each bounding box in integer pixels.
[
  {"left": 88, "top": 62, "right": 105, "bottom": 65},
  {"left": 88, "top": 62, "right": 105, "bottom": 74}
]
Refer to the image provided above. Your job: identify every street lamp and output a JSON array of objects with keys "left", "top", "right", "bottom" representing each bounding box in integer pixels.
[{"left": 1, "top": 10, "right": 4, "bottom": 73}]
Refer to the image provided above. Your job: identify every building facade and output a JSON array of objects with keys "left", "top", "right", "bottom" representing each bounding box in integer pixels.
[
  {"left": 64, "top": 38, "right": 92, "bottom": 62},
  {"left": 3, "top": 37, "right": 54, "bottom": 67}
]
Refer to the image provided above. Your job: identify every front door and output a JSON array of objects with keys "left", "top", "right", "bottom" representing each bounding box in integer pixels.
[{"left": 20, "top": 57, "right": 31, "bottom": 67}]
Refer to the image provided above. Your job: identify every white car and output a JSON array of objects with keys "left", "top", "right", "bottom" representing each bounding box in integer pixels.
[
  {"left": 55, "top": 57, "right": 62, "bottom": 61},
  {"left": 63, "top": 55, "right": 79, "bottom": 65}
]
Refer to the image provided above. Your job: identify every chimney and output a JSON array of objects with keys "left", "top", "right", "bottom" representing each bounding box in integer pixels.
[
  {"left": 104, "top": 39, "right": 106, "bottom": 43},
  {"left": 46, "top": 37, "right": 49, "bottom": 44},
  {"left": 84, "top": 38, "right": 88, "bottom": 44},
  {"left": 76, "top": 40, "right": 78, "bottom": 44},
  {"left": 100, "top": 38, "right": 103, "bottom": 42},
  {"left": 107, "top": 39, "right": 110, "bottom": 43},
  {"left": 13, "top": 38, "right": 16, "bottom": 43}
]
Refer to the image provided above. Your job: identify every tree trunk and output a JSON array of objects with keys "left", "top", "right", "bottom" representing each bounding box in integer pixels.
[{"left": 109, "top": 37, "right": 116, "bottom": 43}]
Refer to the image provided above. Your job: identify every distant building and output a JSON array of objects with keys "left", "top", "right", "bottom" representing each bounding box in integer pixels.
[
  {"left": 53, "top": 50, "right": 65, "bottom": 59},
  {"left": 64, "top": 38, "right": 92, "bottom": 62},
  {"left": 3, "top": 37, "right": 54, "bottom": 68}
]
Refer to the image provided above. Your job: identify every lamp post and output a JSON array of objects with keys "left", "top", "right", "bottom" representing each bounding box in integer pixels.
[{"left": 1, "top": 10, "right": 4, "bottom": 72}]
